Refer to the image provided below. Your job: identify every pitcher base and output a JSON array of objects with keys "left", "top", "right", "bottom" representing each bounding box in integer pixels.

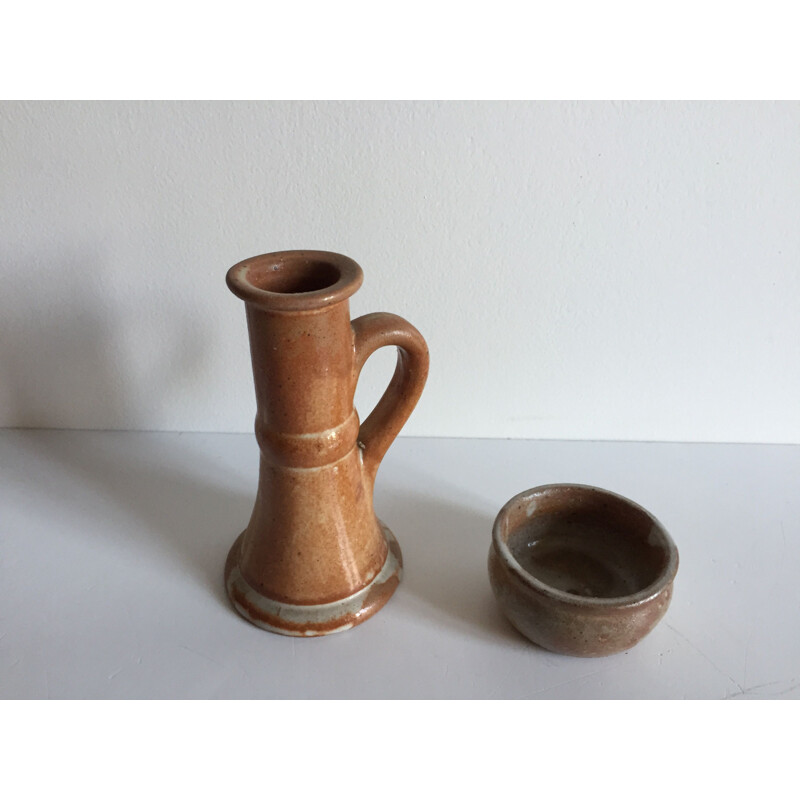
[{"left": 224, "top": 522, "right": 403, "bottom": 636}]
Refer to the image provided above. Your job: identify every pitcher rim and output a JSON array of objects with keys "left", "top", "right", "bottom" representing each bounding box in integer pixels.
[{"left": 227, "top": 250, "right": 364, "bottom": 311}]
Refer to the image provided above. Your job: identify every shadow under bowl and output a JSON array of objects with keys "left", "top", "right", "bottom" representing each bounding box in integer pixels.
[{"left": 488, "top": 484, "right": 679, "bottom": 657}]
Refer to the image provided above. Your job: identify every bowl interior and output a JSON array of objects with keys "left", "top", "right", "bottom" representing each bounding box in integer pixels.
[{"left": 499, "top": 486, "right": 673, "bottom": 600}]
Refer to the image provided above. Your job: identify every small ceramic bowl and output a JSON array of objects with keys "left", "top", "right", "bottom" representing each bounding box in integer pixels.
[{"left": 488, "top": 484, "right": 678, "bottom": 657}]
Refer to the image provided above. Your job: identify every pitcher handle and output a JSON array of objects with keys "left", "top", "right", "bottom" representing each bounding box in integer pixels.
[{"left": 352, "top": 312, "right": 429, "bottom": 484}]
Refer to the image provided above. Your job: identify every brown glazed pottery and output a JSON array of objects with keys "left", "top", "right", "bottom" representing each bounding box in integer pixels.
[
  {"left": 489, "top": 484, "right": 678, "bottom": 657},
  {"left": 225, "top": 251, "right": 429, "bottom": 636}
]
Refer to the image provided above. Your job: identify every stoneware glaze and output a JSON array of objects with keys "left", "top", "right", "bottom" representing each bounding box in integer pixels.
[
  {"left": 488, "top": 484, "right": 678, "bottom": 657},
  {"left": 225, "top": 251, "right": 429, "bottom": 636}
]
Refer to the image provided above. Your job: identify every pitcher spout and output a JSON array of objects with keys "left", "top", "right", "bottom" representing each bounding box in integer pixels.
[{"left": 226, "top": 250, "right": 363, "bottom": 312}]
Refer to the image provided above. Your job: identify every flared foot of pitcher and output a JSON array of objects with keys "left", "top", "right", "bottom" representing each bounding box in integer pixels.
[{"left": 224, "top": 522, "right": 403, "bottom": 636}]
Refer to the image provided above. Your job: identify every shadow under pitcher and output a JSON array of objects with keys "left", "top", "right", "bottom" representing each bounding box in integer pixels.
[{"left": 224, "top": 251, "right": 429, "bottom": 636}]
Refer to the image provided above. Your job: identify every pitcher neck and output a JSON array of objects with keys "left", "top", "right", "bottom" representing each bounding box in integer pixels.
[{"left": 228, "top": 250, "right": 366, "bottom": 443}]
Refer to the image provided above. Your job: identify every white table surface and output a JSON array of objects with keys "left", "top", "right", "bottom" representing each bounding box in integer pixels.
[{"left": 2, "top": 429, "right": 799, "bottom": 699}]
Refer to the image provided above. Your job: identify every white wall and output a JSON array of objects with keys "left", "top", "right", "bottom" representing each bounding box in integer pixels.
[{"left": 2, "top": 101, "right": 798, "bottom": 442}]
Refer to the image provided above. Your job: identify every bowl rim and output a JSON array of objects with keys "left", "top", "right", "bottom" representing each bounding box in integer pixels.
[{"left": 492, "top": 483, "right": 679, "bottom": 608}]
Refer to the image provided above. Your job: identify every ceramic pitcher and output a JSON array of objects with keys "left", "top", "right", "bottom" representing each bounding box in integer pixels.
[{"left": 224, "top": 250, "right": 429, "bottom": 636}]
